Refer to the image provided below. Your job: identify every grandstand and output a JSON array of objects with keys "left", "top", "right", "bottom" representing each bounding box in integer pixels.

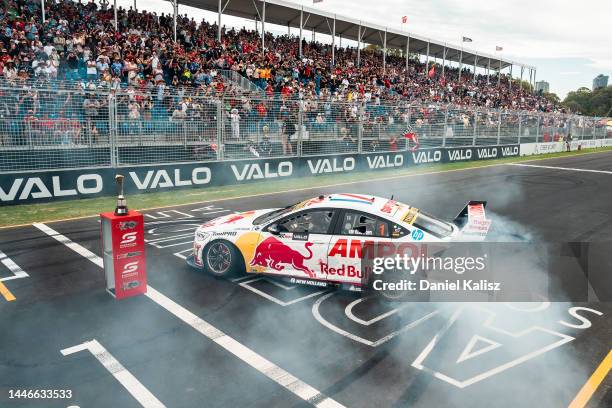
[{"left": 0, "top": 0, "right": 609, "bottom": 172}]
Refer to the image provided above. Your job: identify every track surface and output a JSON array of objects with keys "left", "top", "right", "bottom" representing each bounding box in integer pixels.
[{"left": 1, "top": 152, "right": 612, "bottom": 408}]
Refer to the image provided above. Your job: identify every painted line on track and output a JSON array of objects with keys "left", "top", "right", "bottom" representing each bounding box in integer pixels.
[
  {"left": 3, "top": 148, "right": 612, "bottom": 231},
  {"left": 0, "top": 281, "right": 16, "bottom": 301},
  {"left": 61, "top": 339, "right": 166, "bottom": 408},
  {"left": 34, "top": 223, "right": 345, "bottom": 408},
  {"left": 507, "top": 163, "right": 612, "bottom": 175},
  {"left": 568, "top": 349, "right": 612, "bottom": 408}
]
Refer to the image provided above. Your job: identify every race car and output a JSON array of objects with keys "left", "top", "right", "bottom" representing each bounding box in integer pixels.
[{"left": 187, "top": 194, "right": 491, "bottom": 289}]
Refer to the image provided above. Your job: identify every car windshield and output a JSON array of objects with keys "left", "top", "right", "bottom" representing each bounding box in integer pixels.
[
  {"left": 413, "top": 211, "right": 454, "bottom": 238},
  {"left": 252, "top": 201, "right": 306, "bottom": 225}
]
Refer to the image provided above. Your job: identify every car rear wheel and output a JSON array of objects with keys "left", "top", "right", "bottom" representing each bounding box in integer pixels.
[{"left": 203, "top": 240, "right": 243, "bottom": 277}]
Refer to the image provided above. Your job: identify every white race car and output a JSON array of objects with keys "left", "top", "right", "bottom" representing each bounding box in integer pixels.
[{"left": 187, "top": 194, "right": 491, "bottom": 289}]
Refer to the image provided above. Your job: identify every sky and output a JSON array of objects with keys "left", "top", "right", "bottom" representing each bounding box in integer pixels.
[{"left": 120, "top": 0, "right": 611, "bottom": 99}]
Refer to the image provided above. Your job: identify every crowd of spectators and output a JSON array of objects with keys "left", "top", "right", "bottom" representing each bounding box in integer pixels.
[{"left": 0, "top": 0, "right": 590, "bottom": 153}]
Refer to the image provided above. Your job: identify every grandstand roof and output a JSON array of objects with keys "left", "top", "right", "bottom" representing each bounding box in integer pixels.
[{"left": 178, "top": 0, "right": 536, "bottom": 71}]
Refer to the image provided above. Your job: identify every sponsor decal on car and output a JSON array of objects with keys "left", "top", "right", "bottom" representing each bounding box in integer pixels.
[
  {"left": 411, "top": 229, "right": 424, "bottom": 241},
  {"left": 289, "top": 277, "right": 329, "bottom": 287},
  {"left": 319, "top": 261, "right": 364, "bottom": 278},
  {"left": 250, "top": 237, "right": 315, "bottom": 278},
  {"left": 329, "top": 193, "right": 375, "bottom": 205},
  {"left": 402, "top": 207, "right": 420, "bottom": 224},
  {"left": 292, "top": 232, "right": 309, "bottom": 241},
  {"left": 212, "top": 231, "right": 238, "bottom": 237},
  {"left": 328, "top": 239, "right": 427, "bottom": 259}
]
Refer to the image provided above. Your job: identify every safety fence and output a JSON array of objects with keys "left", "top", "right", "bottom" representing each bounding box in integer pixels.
[{"left": 0, "top": 85, "right": 610, "bottom": 173}]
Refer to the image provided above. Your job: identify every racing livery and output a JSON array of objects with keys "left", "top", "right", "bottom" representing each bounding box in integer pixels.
[{"left": 187, "top": 194, "right": 491, "bottom": 289}]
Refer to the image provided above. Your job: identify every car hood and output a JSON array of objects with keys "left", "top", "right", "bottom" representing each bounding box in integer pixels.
[{"left": 198, "top": 208, "right": 280, "bottom": 231}]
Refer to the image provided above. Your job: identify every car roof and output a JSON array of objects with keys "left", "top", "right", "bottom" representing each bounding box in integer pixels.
[{"left": 297, "top": 194, "right": 415, "bottom": 220}]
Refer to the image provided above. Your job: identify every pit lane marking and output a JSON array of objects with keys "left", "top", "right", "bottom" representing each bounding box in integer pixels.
[
  {"left": 508, "top": 163, "right": 612, "bottom": 175},
  {"left": 61, "top": 340, "right": 166, "bottom": 408},
  {"left": 35, "top": 223, "right": 345, "bottom": 408},
  {"left": 568, "top": 349, "right": 612, "bottom": 408}
]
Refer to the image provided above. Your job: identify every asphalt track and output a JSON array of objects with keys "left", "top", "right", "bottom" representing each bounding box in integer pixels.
[{"left": 1, "top": 151, "right": 611, "bottom": 408}]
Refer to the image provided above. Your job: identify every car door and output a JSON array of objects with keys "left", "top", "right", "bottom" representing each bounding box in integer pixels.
[
  {"left": 325, "top": 210, "right": 409, "bottom": 285},
  {"left": 252, "top": 209, "right": 337, "bottom": 280}
]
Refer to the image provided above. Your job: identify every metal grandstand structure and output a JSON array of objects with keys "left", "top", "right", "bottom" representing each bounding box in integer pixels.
[
  {"left": 38, "top": 0, "right": 538, "bottom": 89},
  {"left": 179, "top": 0, "right": 537, "bottom": 88}
]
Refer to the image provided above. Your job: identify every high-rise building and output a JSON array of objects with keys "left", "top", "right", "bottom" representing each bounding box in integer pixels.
[
  {"left": 593, "top": 74, "right": 609, "bottom": 90},
  {"left": 535, "top": 81, "right": 550, "bottom": 93}
]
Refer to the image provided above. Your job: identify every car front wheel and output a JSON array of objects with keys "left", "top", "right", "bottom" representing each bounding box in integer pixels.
[{"left": 203, "top": 240, "right": 243, "bottom": 277}]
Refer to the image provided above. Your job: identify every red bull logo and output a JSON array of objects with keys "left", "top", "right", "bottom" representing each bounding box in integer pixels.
[{"left": 250, "top": 237, "right": 315, "bottom": 278}]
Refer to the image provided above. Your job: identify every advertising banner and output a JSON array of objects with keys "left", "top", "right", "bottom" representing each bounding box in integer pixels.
[{"left": 0, "top": 143, "right": 522, "bottom": 206}]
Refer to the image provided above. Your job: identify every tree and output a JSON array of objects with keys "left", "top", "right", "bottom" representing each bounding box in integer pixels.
[
  {"left": 543, "top": 92, "right": 560, "bottom": 104},
  {"left": 563, "top": 86, "right": 612, "bottom": 116}
]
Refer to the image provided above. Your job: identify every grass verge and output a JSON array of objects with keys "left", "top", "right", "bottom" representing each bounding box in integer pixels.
[{"left": 1, "top": 146, "right": 611, "bottom": 228}]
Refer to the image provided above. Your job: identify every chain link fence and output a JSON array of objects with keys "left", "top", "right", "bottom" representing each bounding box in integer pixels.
[{"left": 0, "top": 85, "right": 610, "bottom": 173}]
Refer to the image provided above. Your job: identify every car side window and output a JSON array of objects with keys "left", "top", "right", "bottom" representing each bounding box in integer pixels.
[
  {"left": 340, "top": 211, "right": 390, "bottom": 237},
  {"left": 276, "top": 210, "right": 335, "bottom": 234}
]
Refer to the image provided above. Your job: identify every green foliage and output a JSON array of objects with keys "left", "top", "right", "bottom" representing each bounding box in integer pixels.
[{"left": 563, "top": 86, "right": 612, "bottom": 116}]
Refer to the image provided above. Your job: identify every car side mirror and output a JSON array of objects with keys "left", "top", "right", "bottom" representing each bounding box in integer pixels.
[{"left": 268, "top": 224, "right": 280, "bottom": 235}]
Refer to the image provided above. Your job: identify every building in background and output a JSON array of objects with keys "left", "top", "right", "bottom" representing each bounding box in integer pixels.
[
  {"left": 535, "top": 80, "right": 550, "bottom": 93},
  {"left": 593, "top": 74, "right": 609, "bottom": 90}
]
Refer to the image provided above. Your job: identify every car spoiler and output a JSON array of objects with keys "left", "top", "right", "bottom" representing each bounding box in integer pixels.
[{"left": 453, "top": 201, "right": 488, "bottom": 229}]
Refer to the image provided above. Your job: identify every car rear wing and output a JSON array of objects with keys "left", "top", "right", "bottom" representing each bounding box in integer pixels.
[{"left": 453, "top": 201, "right": 491, "bottom": 240}]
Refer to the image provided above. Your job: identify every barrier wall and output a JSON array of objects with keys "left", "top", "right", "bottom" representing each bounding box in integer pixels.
[
  {"left": 0, "top": 144, "right": 520, "bottom": 205},
  {"left": 519, "top": 139, "right": 612, "bottom": 156}
]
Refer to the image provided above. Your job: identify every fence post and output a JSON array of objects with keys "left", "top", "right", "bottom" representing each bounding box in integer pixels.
[
  {"left": 517, "top": 112, "right": 522, "bottom": 145},
  {"left": 535, "top": 114, "right": 540, "bottom": 143},
  {"left": 216, "top": 100, "right": 223, "bottom": 161},
  {"left": 442, "top": 106, "right": 448, "bottom": 147},
  {"left": 472, "top": 110, "right": 478, "bottom": 146},
  {"left": 357, "top": 105, "right": 363, "bottom": 154},
  {"left": 109, "top": 93, "right": 117, "bottom": 167},
  {"left": 297, "top": 100, "right": 303, "bottom": 157},
  {"left": 497, "top": 111, "right": 502, "bottom": 145}
]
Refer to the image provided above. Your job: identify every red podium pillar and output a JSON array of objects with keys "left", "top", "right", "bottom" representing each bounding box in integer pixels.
[{"left": 100, "top": 210, "right": 147, "bottom": 299}]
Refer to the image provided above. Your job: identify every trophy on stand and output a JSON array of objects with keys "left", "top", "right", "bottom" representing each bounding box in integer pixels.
[{"left": 114, "top": 174, "right": 128, "bottom": 216}]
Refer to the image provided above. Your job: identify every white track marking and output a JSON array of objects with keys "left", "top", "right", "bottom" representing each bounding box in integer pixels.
[
  {"left": 0, "top": 249, "right": 29, "bottom": 282},
  {"left": 312, "top": 292, "right": 439, "bottom": 347},
  {"left": 239, "top": 278, "right": 327, "bottom": 306},
  {"left": 36, "top": 223, "right": 344, "bottom": 408},
  {"left": 411, "top": 306, "right": 575, "bottom": 388},
  {"left": 33, "top": 223, "right": 103, "bottom": 267},
  {"left": 508, "top": 163, "right": 612, "bottom": 175},
  {"left": 344, "top": 297, "right": 407, "bottom": 326},
  {"left": 456, "top": 335, "right": 502, "bottom": 363},
  {"left": 61, "top": 339, "right": 166, "bottom": 408},
  {"left": 173, "top": 248, "right": 192, "bottom": 260},
  {"left": 144, "top": 210, "right": 194, "bottom": 220},
  {"left": 145, "top": 287, "right": 344, "bottom": 407}
]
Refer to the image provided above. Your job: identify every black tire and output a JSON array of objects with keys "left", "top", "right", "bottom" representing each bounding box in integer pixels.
[{"left": 202, "top": 240, "right": 244, "bottom": 277}]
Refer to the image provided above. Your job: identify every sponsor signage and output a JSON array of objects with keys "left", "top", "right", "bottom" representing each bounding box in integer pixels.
[
  {"left": 100, "top": 210, "right": 147, "bottom": 299},
  {"left": 0, "top": 144, "right": 521, "bottom": 205}
]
